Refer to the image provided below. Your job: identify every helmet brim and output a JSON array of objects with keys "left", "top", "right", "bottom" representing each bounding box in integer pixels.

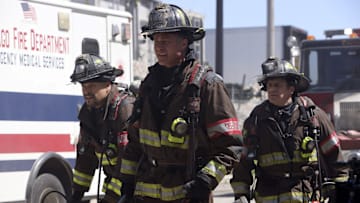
[
  {"left": 114, "top": 68, "right": 124, "bottom": 77},
  {"left": 258, "top": 72, "right": 310, "bottom": 93},
  {"left": 71, "top": 67, "right": 124, "bottom": 83},
  {"left": 141, "top": 27, "right": 205, "bottom": 41}
]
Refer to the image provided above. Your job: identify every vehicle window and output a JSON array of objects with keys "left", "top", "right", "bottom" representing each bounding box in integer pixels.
[{"left": 304, "top": 47, "right": 360, "bottom": 90}]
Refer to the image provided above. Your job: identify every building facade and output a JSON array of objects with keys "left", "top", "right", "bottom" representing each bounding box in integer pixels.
[{"left": 205, "top": 26, "right": 307, "bottom": 86}]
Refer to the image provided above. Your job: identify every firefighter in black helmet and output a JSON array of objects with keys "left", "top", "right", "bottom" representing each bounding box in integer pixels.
[
  {"left": 230, "top": 57, "right": 348, "bottom": 203},
  {"left": 118, "top": 3, "right": 243, "bottom": 203},
  {"left": 70, "top": 54, "right": 135, "bottom": 203}
]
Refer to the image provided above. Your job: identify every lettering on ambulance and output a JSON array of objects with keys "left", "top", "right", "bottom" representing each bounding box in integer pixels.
[
  {"left": 0, "top": 27, "right": 69, "bottom": 69},
  {"left": 0, "top": 5, "right": 76, "bottom": 173}
]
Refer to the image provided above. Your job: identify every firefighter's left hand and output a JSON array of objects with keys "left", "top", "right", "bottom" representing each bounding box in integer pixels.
[
  {"left": 120, "top": 181, "right": 135, "bottom": 200},
  {"left": 183, "top": 177, "right": 211, "bottom": 200},
  {"left": 322, "top": 182, "right": 336, "bottom": 203}
]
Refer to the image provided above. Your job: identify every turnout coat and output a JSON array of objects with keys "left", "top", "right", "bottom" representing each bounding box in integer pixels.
[
  {"left": 73, "top": 85, "right": 135, "bottom": 202},
  {"left": 231, "top": 96, "right": 348, "bottom": 203},
  {"left": 120, "top": 59, "right": 243, "bottom": 202}
]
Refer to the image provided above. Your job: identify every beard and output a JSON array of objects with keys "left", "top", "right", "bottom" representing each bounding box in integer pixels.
[{"left": 84, "top": 94, "right": 102, "bottom": 108}]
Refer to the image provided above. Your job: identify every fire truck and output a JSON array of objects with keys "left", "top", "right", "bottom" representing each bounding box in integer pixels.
[
  {"left": 0, "top": 0, "right": 133, "bottom": 202},
  {"left": 287, "top": 28, "right": 360, "bottom": 202},
  {"left": 295, "top": 28, "right": 360, "bottom": 160}
]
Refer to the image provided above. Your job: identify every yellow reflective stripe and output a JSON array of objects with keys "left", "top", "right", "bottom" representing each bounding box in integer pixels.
[
  {"left": 134, "top": 182, "right": 186, "bottom": 201},
  {"left": 95, "top": 152, "right": 117, "bottom": 165},
  {"left": 102, "top": 182, "right": 107, "bottom": 193},
  {"left": 231, "top": 181, "right": 249, "bottom": 194},
  {"left": 160, "top": 130, "right": 189, "bottom": 149},
  {"left": 167, "top": 134, "right": 185, "bottom": 144},
  {"left": 259, "top": 152, "right": 288, "bottom": 167},
  {"left": 139, "top": 129, "right": 189, "bottom": 149},
  {"left": 200, "top": 160, "right": 227, "bottom": 183},
  {"left": 307, "top": 149, "right": 318, "bottom": 162},
  {"left": 73, "top": 169, "right": 93, "bottom": 188},
  {"left": 108, "top": 143, "right": 116, "bottom": 150},
  {"left": 335, "top": 176, "right": 349, "bottom": 182},
  {"left": 120, "top": 159, "right": 138, "bottom": 175},
  {"left": 259, "top": 151, "right": 317, "bottom": 167},
  {"left": 139, "top": 129, "right": 161, "bottom": 147},
  {"left": 104, "top": 178, "right": 122, "bottom": 195},
  {"left": 320, "top": 132, "right": 339, "bottom": 154},
  {"left": 255, "top": 191, "right": 310, "bottom": 203}
]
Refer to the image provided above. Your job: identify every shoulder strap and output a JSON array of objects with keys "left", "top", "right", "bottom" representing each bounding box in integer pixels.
[
  {"left": 108, "top": 90, "right": 129, "bottom": 121},
  {"left": 186, "top": 63, "right": 213, "bottom": 115},
  {"left": 297, "top": 96, "right": 318, "bottom": 126},
  {"left": 188, "top": 63, "right": 208, "bottom": 88},
  {"left": 186, "top": 63, "right": 215, "bottom": 96}
]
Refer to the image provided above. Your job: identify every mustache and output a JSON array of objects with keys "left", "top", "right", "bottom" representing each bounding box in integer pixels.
[{"left": 84, "top": 94, "right": 95, "bottom": 98}]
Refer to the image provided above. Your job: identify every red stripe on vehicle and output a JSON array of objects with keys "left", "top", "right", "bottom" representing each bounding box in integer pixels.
[{"left": 0, "top": 134, "right": 75, "bottom": 153}]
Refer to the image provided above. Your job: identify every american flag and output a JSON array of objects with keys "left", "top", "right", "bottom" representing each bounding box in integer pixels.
[{"left": 21, "top": 2, "right": 37, "bottom": 21}]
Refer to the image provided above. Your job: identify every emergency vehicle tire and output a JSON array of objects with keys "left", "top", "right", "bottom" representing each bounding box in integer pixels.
[{"left": 30, "top": 173, "right": 67, "bottom": 203}]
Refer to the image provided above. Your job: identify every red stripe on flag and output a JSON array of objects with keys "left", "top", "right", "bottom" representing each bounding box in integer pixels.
[{"left": 0, "top": 134, "right": 75, "bottom": 153}]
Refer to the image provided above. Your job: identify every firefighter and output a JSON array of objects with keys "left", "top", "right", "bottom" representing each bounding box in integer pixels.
[
  {"left": 118, "top": 3, "right": 243, "bottom": 203},
  {"left": 230, "top": 57, "right": 348, "bottom": 203},
  {"left": 69, "top": 54, "right": 135, "bottom": 203}
]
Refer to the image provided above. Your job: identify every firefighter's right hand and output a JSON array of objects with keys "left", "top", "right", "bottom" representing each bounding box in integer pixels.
[{"left": 234, "top": 195, "right": 249, "bottom": 203}]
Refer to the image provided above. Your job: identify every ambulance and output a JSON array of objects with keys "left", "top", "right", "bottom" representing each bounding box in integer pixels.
[{"left": 0, "top": 0, "right": 133, "bottom": 201}]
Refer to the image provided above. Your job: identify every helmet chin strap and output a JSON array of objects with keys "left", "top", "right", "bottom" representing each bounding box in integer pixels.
[{"left": 176, "top": 51, "right": 185, "bottom": 66}]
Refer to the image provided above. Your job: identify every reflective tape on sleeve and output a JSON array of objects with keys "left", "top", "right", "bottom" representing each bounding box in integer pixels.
[
  {"left": 320, "top": 132, "right": 340, "bottom": 154},
  {"left": 103, "top": 177, "right": 122, "bottom": 195},
  {"left": 95, "top": 152, "right": 117, "bottom": 165},
  {"left": 207, "top": 118, "right": 241, "bottom": 138},
  {"left": 231, "top": 181, "right": 249, "bottom": 195},
  {"left": 200, "top": 160, "right": 227, "bottom": 183},
  {"left": 73, "top": 169, "right": 93, "bottom": 188}
]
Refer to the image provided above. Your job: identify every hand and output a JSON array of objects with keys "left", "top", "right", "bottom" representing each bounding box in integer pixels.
[
  {"left": 183, "top": 178, "right": 211, "bottom": 200},
  {"left": 117, "top": 194, "right": 134, "bottom": 203},
  {"left": 121, "top": 182, "right": 135, "bottom": 196},
  {"left": 234, "top": 195, "right": 249, "bottom": 203},
  {"left": 118, "top": 182, "right": 135, "bottom": 203},
  {"left": 322, "top": 182, "right": 336, "bottom": 203}
]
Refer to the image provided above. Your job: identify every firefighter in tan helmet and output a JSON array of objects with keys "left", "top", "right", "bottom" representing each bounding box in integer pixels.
[
  {"left": 70, "top": 54, "right": 135, "bottom": 203},
  {"left": 118, "top": 3, "right": 243, "bottom": 203},
  {"left": 231, "top": 57, "right": 348, "bottom": 203}
]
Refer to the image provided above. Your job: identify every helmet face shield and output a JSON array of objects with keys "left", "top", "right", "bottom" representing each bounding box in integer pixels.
[
  {"left": 74, "top": 64, "right": 86, "bottom": 74},
  {"left": 73, "top": 64, "right": 87, "bottom": 79}
]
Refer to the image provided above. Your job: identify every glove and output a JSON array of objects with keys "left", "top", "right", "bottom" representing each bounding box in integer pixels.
[
  {"left": 118, "top": 182, "right": 135, "bottom": 203},
  {"left": 117, "top": 195, "right": 134, "bottom": 203},
  {"left": 121, "top": 182, "right": 135, "bottom": 196},
  {"left": 70, "top": 191, "right": 84, "bottom": 203},
  {"left": 184, "top": 174, "right": 213, "bottom": 200},
  {"left": 322, "top": 182, "right": 336, "bottom": 203},
  {"left": 234, "top": 195, "right": 249, "bottom": 203}
]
